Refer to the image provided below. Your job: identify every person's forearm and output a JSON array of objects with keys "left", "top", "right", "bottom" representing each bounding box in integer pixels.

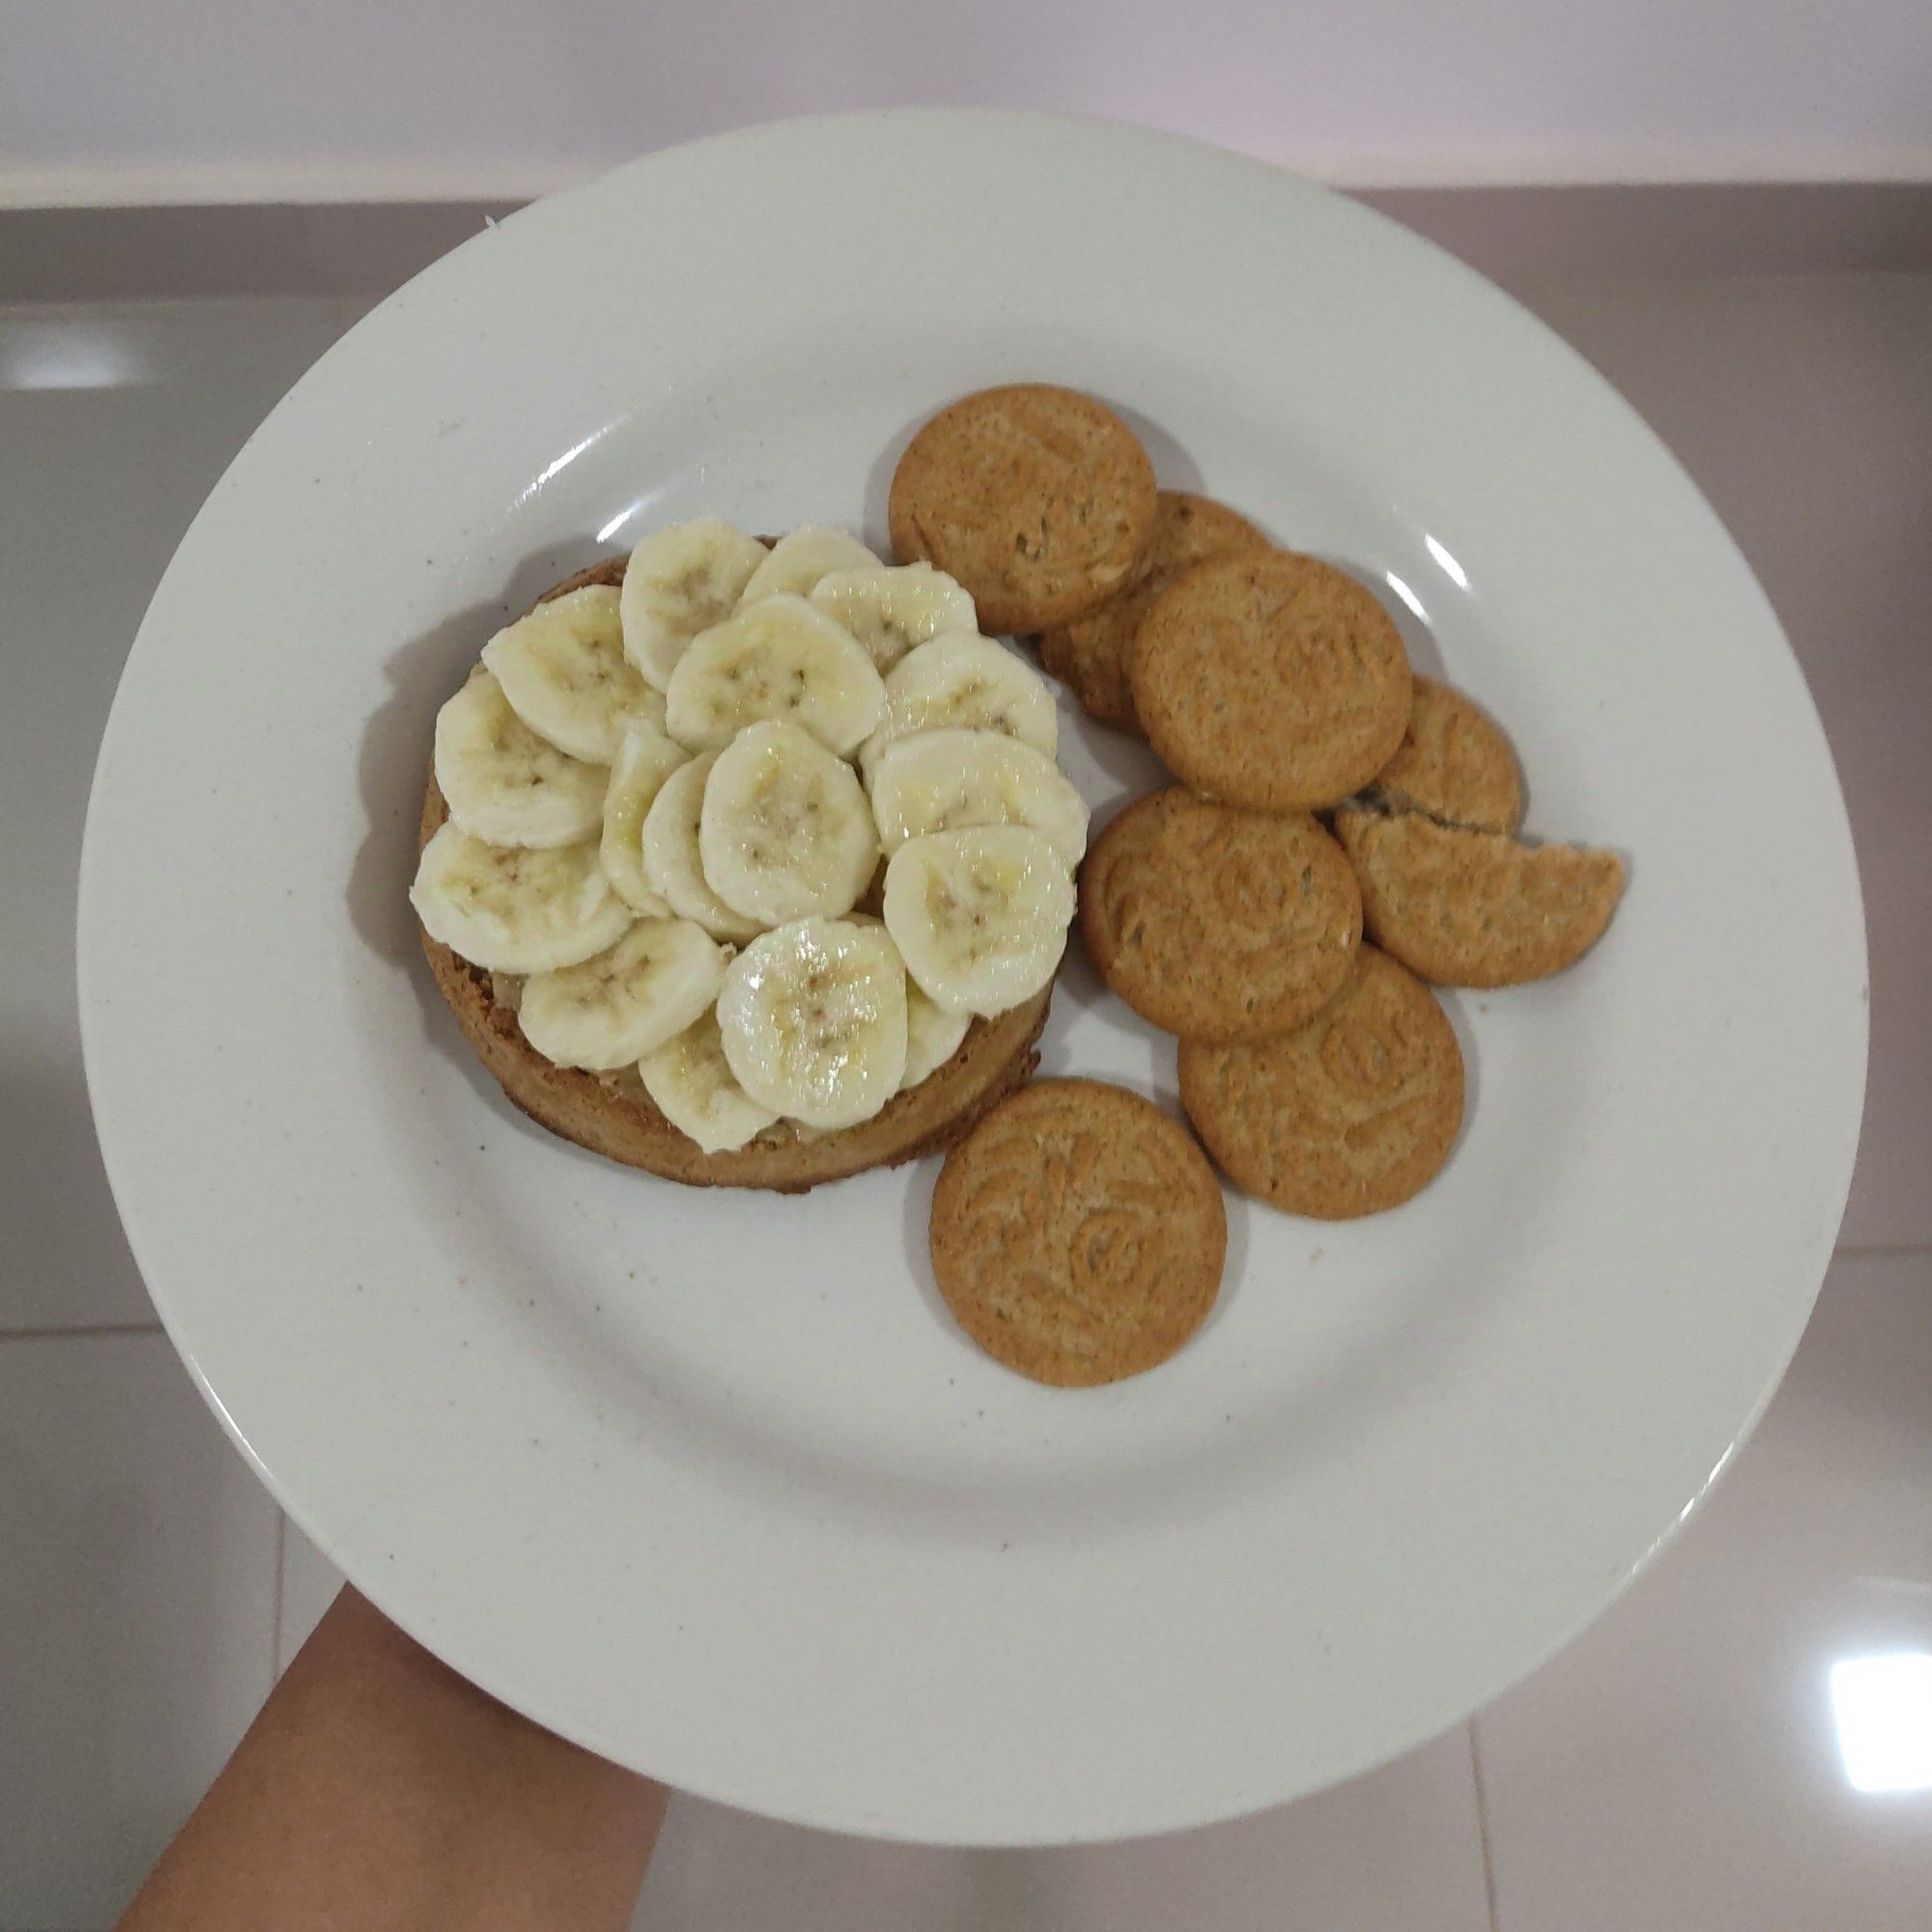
[{"left": 117, "top": 1586, "right": 665, "bottom": 1932}]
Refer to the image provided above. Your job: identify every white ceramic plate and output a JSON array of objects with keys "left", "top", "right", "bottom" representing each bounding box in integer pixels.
[{"left": 79, "top": 111, "right": 1865, "bottom": 1845}]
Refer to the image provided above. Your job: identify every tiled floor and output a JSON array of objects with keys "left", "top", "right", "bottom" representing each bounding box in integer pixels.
[
  {"left": 0, "top": 1334, "right": 279, "bottom": 1927},
  {"left": 2, "top": 270, "right": 1926, "bottom": 1928},
  {"left": 1474, "top": 1251, "right": 1932, "bottom": 1932}
]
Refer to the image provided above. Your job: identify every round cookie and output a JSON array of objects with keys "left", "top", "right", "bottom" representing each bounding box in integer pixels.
[
  {"left": 1038, "top": 492, "right": 1273, "bottom": 734},
  {"left": 1333, "top": 808, "right": 1625, "bottom": 988},
  {"left": 1374, "top": 676, "right": 1523, "bottom": 833},
  {"left": 1131, "top": 553, "right": 1412, "bottom": 810},
  {"left": 1079, "top": 787, "right": 1361, "bottom": 1042},
  {"left": 1179, "top": 947, "right": 1463, "bottom": 1219},
  {"left": 929, "top": 1078, "right": 1226, "bottom": 1387},
  {"left": 888, "top": 384, "right": 1158, "bottom": 635}
]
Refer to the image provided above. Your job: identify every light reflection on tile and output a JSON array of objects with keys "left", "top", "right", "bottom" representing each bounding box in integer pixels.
[
  {"left": 1832, "top": 1654, "right": 1932, "bottom": 1796},
  {"left": 1, "top": 316, "right": 154, "bottom": 390}
]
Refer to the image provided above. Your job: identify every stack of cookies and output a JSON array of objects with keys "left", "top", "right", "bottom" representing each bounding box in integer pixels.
[{"left": 892, "top": 383, "right": 1626, "bottom": 1229}]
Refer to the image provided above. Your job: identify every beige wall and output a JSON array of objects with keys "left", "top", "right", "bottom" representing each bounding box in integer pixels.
[{"left": 5, "top": 0, "right": 1928, "bottom": 202}]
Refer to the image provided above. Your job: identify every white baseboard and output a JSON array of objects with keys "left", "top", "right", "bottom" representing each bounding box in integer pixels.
[
  {"left": 5, "top": 139, "right": 1931, "bottom": 211},
  {"left": 0, "top": 162, "right": 588, "bottom": 213}
]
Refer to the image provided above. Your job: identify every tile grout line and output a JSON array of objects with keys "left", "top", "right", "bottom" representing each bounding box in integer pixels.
[
  {"left": 1466, "top": 1719, "right": 1503, "bottom": 1932},
  {"left": 270, "top": 1511, "right": 288, "bottom": 1679},
  {"left": 0, "top": 1320, "right": 164, "bottom": 1342}
]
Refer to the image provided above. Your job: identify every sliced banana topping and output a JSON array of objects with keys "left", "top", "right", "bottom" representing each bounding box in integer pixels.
[
  {"left": 621, "top": 518, "right": 770, "bottom": 692},
  {"left": 698, "top": 719, "right": 878, "bottom": 926},
  {"left": 481, "top": 583, "right": 662, "bottom": 764},
  {"left": 433, "top": 670, "right": 609, "bottom": 849},
  {"left": 901, "top": 978, "right": 972, "bottom": 1091},
  {"left": 808, "top": 562, "right": 976, "bottom": 671},
  {"left": 416, "top": 515, "right": 1092, "bottom": 1106},
  {"left": 412, "top": 822, "right": 632, "bottom": 974},
  {"left": 858, "top": 633, "right": 1059, "bottom": 783},
  {"left": 639, "top": 1009, "right": 781, "bottom": 1152},
  {"left": 868, "top": 727, "right": 1090, "bottom": 867},
  {"left": 664, "top": 594, "right": 885, "bottom": 755},
  {"left": 517, "top": 918, "right": 727, "bottom": 1070},
  {"left": 883, "top": 825, "right": 1074, "bottom": 1018},
  {"left": 847, "top": 905, "right": 970, "bottom": 1089},
  {"left": 735, "top": 525, "right": 877, "bottom": 606},
  {"left": 716, "top": 918, "right": 908, "bottom": 1130},
  {"left": 599, "top": 723, "right": 688, "bottom": 915},
  {"left": 639, "top": 753, "right": 761, "bottom": 942}
]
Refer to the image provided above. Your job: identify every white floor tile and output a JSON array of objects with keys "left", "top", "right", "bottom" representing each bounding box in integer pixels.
[
  {"left": 0, "top": 300, "right": 352, "bottom": 1330},
  {"left": 1512, "top": 274, "right": 1932, "bottom": 1246},
  {"left": 635, "top": 1728, "right": 1490, "bottom": 1932},
  {"left": 1474, "top": 1249, "right": 1932, "bottom": 1931},
  {"left": 0, "top": 1331, "right": 279, "bottom": 1928},
  {"left": 275, "top": 1516, "right": 345, "bottom": 1673}
]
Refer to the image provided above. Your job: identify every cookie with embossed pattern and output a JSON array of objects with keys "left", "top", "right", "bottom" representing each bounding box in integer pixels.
[
  {"left": 1373, "top": 676, "right": 1523, "bottom": 832},
  {"left": 1179, "top": 947, "right": 1463, "bottom": 1219},
  {"left": 889, "top": 384, "right": 1158, "bottom": 635},
  {"left": 1038, "top": 492, "right": 1273, "bottom": 733},
  {"left": 1131, "top": 552, "right": 1411, "bottom": 810},
  {"left": 1333, "top": 808, "right": 1625, "bottom": 987},
  {"left": 1079, "top": 787, "right": 1361, "bottom": 1041},
  {"left": 930, "top": 1078, "right": 1226, "bottom": 1386}
]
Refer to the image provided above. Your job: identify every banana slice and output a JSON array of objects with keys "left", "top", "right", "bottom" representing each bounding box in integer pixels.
[
  {"left": 736, "top": 525, "right": 878, "bottom": 606},
  {"left": 639, "top": 753, "right": 761, "bottom": 942},
  {"left": 600, "top": 723, "right": 688, "bottom": 915},
  {"left": 411, "top": 822, "right": 632, "bottom": 974},
  {"left": 663, "top": 595, "right": 885, "bottom": 754},
  {"left": 698, "top": 719, "right": 878, "bottom": 925},
  {"left": 716, "top": 918, "right": 908, "bottom": 1129},
  {"left": 868, "top": 727, "right": 1090, "bottom": 867},
  {"left": 808, "top": 562, "right": 976, "bottom": 671},
  {"left": 843, "top": 904, "right": 969, "bottom": 1086},
  {"left": 883, "top": 825, "right": 1074, "bottom": 1017},
  {"left": 621, "top": 519, "right": 770, "bottom": 692},
  {"left": 434, "top": 671, "right": 609, "bottom": 849},
  {"left": 516, "top": 917, "right": 726, "bottom": 1070},
  {"left": 901, "top": 978, "right": 971, "bottom": 1091},
  {"left": 639, "top": 1009, "right": 781, "bottom": 1152},
  {"left": 480, "top": 583, "right": 662, "bottom": 764},
  {"left": 858, "top": 633, "right": 1058, "bottom": 783}
]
